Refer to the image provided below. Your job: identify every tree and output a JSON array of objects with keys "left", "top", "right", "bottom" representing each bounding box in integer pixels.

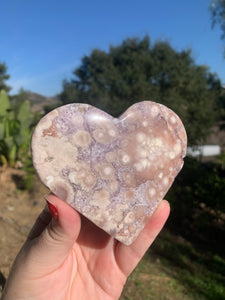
[
  {"left": 61, "top": 36, "right": 222, "bottom": 144},
  {"left": 0, "top": 62, "right": 10, "bottom": 92}
]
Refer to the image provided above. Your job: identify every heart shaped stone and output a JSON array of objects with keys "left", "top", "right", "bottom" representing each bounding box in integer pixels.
[{"left": 31, "top": 101, "right": 187, "bottom": 245}]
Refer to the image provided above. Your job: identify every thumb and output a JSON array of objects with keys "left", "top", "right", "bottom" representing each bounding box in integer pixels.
[{"left": 25, "top": 194, "right": 81, "bottom": 272}]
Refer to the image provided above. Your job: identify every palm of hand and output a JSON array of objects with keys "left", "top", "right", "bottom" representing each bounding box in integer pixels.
[
  {"left": 2, "top": 196, "right": 169, "bottom": 300},
  {"left": 24, "top": 217, "right": 129, "bottom": 300},
  {"left": 71, "top": 219, "right": 127, "bottom": 299},
  {"left": 45, "top": 220, "right": 127, "bottom": 300}
]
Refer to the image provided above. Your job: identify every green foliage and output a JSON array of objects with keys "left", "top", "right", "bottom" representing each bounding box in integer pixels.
[
  {"left": 167, "top": 157, "right": 225, "bottom": 234},
  {"left": 0, "top": 90, "right": 10, "bottom": 115},
  {"left": 216, "top": 151, "right": 225, "bottom": 168},
  {"left": 21, "top": 154, "right": 36, "bottom": 190},
  {"left": 122, "top": 229, "right": 225, "bottom": 300},
  {"left": 43, "top": 102, "right": 61, "bottom": 115},
  {"left": 0, "top": 62, "right": 10, "bottom": 92},
  {"left": 150, "top": 231, "right": 225, "bottom": 300},
  {"left": 10, "top": 88, "right": 29, "bottom": 115},
  {"left": 0, "top": 90, "right": 33, "bottom": 167},
  {"left": 61, "top": 36, "right": 222, "bottom": 144},
  {"left": 15, "top": 100, "right": 32, "bottom": 148}
]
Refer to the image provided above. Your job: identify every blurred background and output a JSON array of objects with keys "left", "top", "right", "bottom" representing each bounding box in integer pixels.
[{"left": 0, "top": 0, "right": 225, "bottom": 299}]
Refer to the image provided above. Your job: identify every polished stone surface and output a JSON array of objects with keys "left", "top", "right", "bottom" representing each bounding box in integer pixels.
[{"left": 31, "top": 101, "right": 187, "bottom": 245}]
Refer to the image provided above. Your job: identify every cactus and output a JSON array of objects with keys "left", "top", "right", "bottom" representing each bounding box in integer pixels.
[
  {"left": 15, "top": 100, "right": 32, "bottom": 148},
  {"left": 0, "top": 90, "right": 33, "bottom": 167},
  {"left": 0, "top": 117, "right": 5, "bottom": 140},
  {"left": 17, "top": 100, "right": 32, "bottom": 129},
  {"left": 0, "top": 90, "right": 10, "bottom": 116}
]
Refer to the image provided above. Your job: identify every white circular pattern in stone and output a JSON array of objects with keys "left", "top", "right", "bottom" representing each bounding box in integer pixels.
[{"left": 31, "top": 101, "right": 187, "bottom": 245}]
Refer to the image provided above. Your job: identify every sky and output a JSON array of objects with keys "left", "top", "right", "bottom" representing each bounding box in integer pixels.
[{"left": 0, "top": 0, "right": 225, "bottom": 97}]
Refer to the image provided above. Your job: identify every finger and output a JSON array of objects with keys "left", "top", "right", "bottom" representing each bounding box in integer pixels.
[
  {"left": 115, "top": 200, "right": 170, "bottom": 276},
  {"left": 77, "top": 214, "right": 111, "bottom": 249},
  {"left": 27, "top": 205, "right": 52, "bottom": 240},
  {"left": 25, "top": 194, "right": 81, "bottom": 270}
]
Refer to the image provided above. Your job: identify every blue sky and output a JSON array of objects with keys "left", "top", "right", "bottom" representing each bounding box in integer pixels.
[{"left": 1, "top": 0, "right": 224, "bottom": 96}]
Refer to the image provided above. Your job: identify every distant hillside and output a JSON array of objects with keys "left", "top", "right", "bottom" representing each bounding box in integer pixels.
[
  {"left": 25, "top": 92, "right": 61, "bottom": 113},
  {"left": 17, "top": 91, "right": 225, "bottom": 150}
]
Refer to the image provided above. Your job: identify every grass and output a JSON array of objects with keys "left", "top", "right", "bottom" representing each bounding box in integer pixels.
[{"left": 120, "top": 229, "right": 225, "bottom": 300}]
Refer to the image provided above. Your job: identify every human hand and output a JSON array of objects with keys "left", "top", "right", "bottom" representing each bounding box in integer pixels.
[{"left": 1, "top": 194, "right": 170, "bottom": 300}]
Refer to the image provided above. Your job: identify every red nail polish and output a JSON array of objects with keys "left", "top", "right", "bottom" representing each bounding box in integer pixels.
[{"left": 46, "top": 199, "right": 58, "bottom": 220}]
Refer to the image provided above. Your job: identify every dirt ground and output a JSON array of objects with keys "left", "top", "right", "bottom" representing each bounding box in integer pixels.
[{"left": 0, "top": 168, "right": 48, "bottom": 296}]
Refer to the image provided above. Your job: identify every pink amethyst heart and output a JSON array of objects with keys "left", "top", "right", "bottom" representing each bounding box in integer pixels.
[{"left": 31, "top": 101, "right": 187, "bottom": 245}]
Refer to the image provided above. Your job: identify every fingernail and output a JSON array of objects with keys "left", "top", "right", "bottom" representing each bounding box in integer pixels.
[{"left": 45, "top": 196, "right": 58, "bottom": 221}]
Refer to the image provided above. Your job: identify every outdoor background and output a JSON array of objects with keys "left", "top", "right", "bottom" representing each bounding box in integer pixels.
[{"left": 0, "top": 1, "right": 225, "bottom": 299}]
